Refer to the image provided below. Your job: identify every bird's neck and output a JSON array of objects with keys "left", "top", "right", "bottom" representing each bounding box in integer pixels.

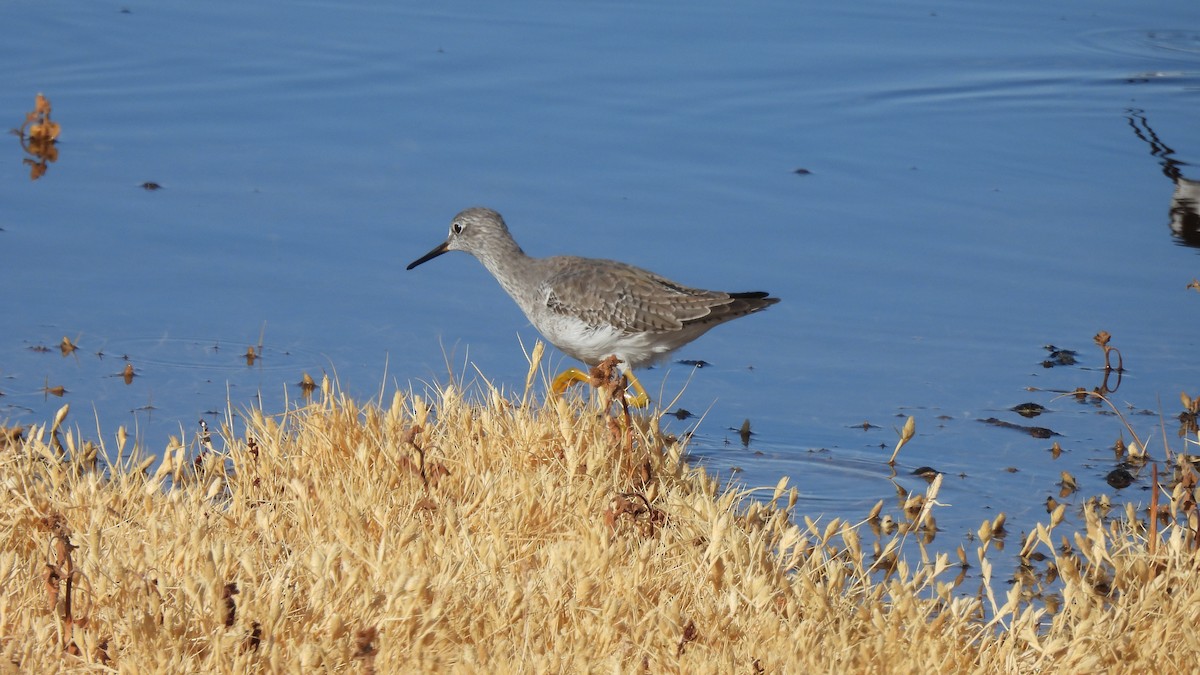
[{"left": 477, "top": 239, "right": 534, "bottom": 298}]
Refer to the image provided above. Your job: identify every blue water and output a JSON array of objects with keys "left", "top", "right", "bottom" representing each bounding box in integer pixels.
[{"left": 3, "top": 0, "right": 1199, "bottom": 583}]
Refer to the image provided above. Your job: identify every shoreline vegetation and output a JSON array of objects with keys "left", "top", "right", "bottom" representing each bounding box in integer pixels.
[{"left": 2, "top": 350, "right": 1199, "bottom": 672}]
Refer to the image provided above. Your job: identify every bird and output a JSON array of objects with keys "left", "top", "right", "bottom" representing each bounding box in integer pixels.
[{"left": 406, "top": 207, "right": 779, "bottom": 406}]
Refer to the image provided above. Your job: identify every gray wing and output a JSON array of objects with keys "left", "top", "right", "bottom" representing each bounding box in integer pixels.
[{"left": 540, "top": 258, "right": 772, "bottom": 334}]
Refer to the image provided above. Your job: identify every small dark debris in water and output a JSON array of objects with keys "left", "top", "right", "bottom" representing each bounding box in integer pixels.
[
  {"left": 1058, "top": 470, "right": 1077, "bottom": 488},
  {"left": 792, "top": 168, "right": 812, "bottom": 175},
  {"left": 854, "top": 421, "right": 878, "bottom": 431},
  {"left": 667, "top": 408, "right": 694, "bottom": 420},
  {"left": 980, "top": 417, "right": 1057, "bottom": 438},
  {"left": 1011, "top": 402, "right": 1046, "bottom": 418},
  {"left": 1180, "top": 410, "right": 1198, "bottom": 436},
  {"left": 59, "top": 336, "right": 78, "bottom": 356},
  {"left": 140, "top": 181, "right": 163, "bottom": 190},
  {"left": 1041, "top": 345, "right": 1077, "bottom": 368},
  {"left": 120, "top": 7, "right": 132, "bottom": 14},
  {"left": 912, "top": 466, "right": 940, "bottom": 481},
  {"left": 1059, "top": 471, "right": 1077, "bottom": 496},
  {"left": 738, "top": 419, "right": 752, "bottom": 446},
  {"left": 677, "top": 359, "right": 709, "bottom": 368},
  {"left": 18, "top": 93, "right": 61, "bottom": 181},
  {"left": 991, "top": 517, "right": 1008, "bottom": 538},
  {"left": 299, "top": 372, "right": 317, "bottom": 396},
  {"left": 28, "top": 344, "right": 51, "bottom": 353},
  {"left": 1106, "top": 468, "right": 1135, "bottom": 489},
  {"left": 1178, "top": 393, "right": 1199, "bottom": 433}
]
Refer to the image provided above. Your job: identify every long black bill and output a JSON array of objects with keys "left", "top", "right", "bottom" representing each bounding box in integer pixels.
[{"left": 406, "top": 241, "right": 450, "bottom": 270}]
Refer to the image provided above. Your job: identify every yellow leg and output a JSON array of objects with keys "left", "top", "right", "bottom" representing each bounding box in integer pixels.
[
  {"left": 551, "top": 367, "right": 591, "bottom": 396},
  {"left": 550, "top": 366, "right": 650, "bottom": 408},
  {"left": 622, "top": 370, "right": 650, "bottom": 409}
]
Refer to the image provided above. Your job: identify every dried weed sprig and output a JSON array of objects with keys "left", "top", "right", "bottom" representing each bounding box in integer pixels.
[{"left": 14, "top": 92, "right": 61, "bottom": 180}]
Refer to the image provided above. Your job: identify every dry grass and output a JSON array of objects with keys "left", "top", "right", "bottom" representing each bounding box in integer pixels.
[{"left": 2, "top": 364, "right": 1199, "bottom": 672}]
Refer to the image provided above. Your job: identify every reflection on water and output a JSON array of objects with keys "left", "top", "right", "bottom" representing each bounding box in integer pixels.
[
  {"left": 12, "top": 92, "right": 61, "bottom": 180},
  {"left": 1127, "top": 108, "right": 1200, "bottom": 249}
]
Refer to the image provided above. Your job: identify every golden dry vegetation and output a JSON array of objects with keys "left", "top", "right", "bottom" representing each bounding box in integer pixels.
[{"left": 2, "top": 357, "right": 1199, "bottom": 673}]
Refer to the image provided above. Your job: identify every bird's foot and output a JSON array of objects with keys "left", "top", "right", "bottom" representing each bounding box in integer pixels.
[{"left": 550, "top": 364, "right": 649, "bottom": 408}]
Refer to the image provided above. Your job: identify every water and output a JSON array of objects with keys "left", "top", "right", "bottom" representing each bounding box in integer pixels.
[{"left": 3, "top": 0, "right": 1199, "bottom": 587}]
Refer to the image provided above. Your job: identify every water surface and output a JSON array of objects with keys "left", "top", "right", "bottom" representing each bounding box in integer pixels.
[{"left": 3, "top": 0, "right": 1199, "bottom": 588}]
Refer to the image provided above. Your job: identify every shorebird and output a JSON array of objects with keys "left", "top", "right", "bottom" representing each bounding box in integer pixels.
[{"left": 407, "top": 207, "right": 779, "bottom": 406}]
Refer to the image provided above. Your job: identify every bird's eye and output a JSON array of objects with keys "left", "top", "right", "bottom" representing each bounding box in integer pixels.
[{"left": 451, "top": 220, "right": 464, "bottom": 235}]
